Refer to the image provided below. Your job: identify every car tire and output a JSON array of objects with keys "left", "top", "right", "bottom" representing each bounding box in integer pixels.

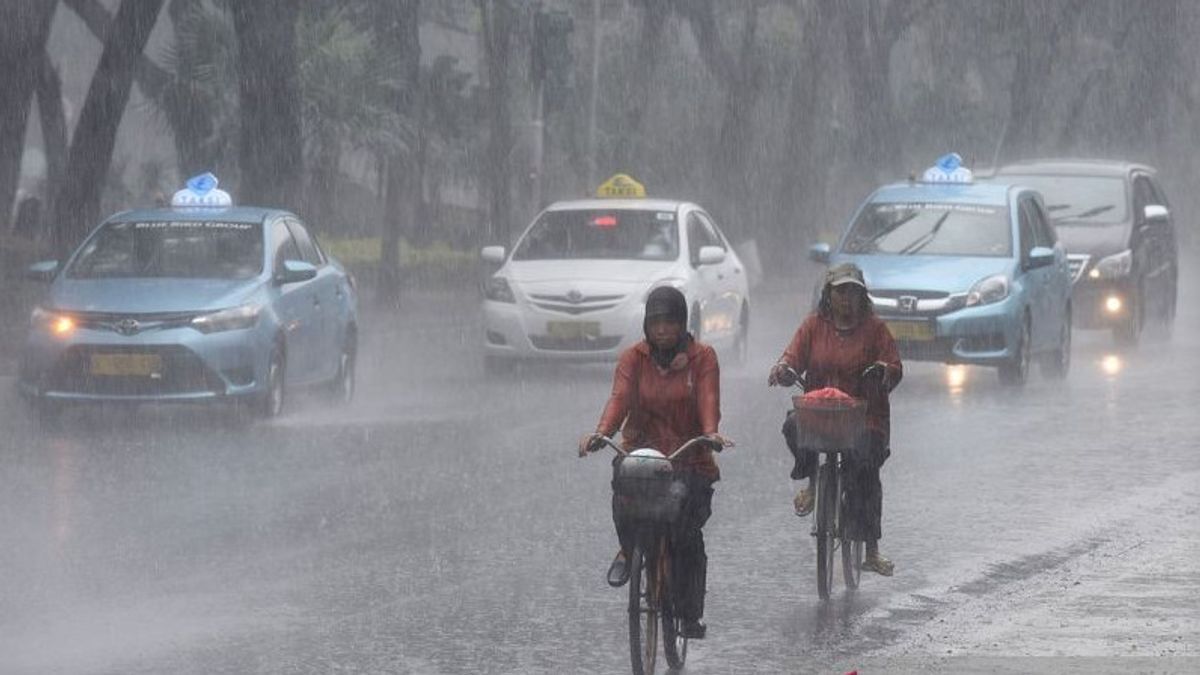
[
  {"left": 31, "top": 398, "right": 63, "bottom": 428},
  {"left": 1113, "top": 280, "right": 1144, "bottom": 347},
  {"left": 689, "top": 304, "right": 702, "bottom": 341},
  {"left": 998, "top": 316, "right": 1031, "bottom": 387},
  {"left": 256, "top": 348, "right": 286, "bottom": 418},
  {"left": 483, "top": 355, "right": 514, "bottom": 378},
  {"left": 328, "top": 334, "right": 356, "bottom": 406},
  {"left": 730, "top": 304, "right": 749, "bottom": 367},
  {"left": 1039, "top": 309, "right": 1071, "bottom": 379}
]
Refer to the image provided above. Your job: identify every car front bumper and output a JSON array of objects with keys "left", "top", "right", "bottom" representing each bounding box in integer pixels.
[
  {"left": 482, "top": 297, "right": 645, "bottom": 363},
  {"left": 878, "top": 295, "right": 1023, "bottom": 366},
  {"left": 18, "top": 323, "right": 272, "bottom": 403},
  {"left": 1071, "top": 279, "right": 1134, "bottom": 330}
]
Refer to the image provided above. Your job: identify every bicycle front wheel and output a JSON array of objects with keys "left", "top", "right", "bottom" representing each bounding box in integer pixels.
[
  {"left": 815, "top": 463, "right": 838, "bottom": 600},
  {"left": 842, "top": 537, "right": 863, "bottom": 590},
  {"left": 628, "top": 545, "right": 660, "bottom": 675},
  {"left": 659, "top": 539, "right": 688, "bottom": 670}
]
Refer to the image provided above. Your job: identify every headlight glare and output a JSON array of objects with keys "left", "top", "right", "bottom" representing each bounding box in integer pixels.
[
  {"left": 965, "top": 274, "right": 1009, "bottom": 307},
  {"left": 1093, "top": 249, "right": 1132, "bottom": 279},
  {"left": 31, "top": 307, "right": 76, "bottom": 336},
  {"left": 483, "top": 276, "right": 516, "bottom": 303},
  {"left": 191, "top": 304, "right": 261, "bottom": 333}
]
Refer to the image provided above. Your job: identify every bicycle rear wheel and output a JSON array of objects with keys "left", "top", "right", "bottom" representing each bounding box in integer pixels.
[
  {"left": 815, "top": 462, "right": 838, "bottom": 600},
  {"left": 628, "top": 545, "right": 660, "bottom": 675},
  {"left": 659, "top": 539, "right": 688, "bottom": 670}
]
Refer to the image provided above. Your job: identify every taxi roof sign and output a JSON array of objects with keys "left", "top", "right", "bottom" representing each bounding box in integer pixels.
[
  {"left": 172, "top": 172, "right": 233, "bottom": 207},
  {"left": 595, "top": 173, "right": 646, "bottom": 198},
  {"left": 921, "top": 153, "right": 973, "bottom": 184}
]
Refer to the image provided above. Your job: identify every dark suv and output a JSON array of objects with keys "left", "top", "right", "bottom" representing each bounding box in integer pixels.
[{"left": 994, "top": 160, "right": 1178, "bottom": 345}]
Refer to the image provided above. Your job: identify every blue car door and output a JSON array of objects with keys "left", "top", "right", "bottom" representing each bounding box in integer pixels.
[
  {"left": 270, "top": 219, "right": 317, "bottom": 382},
  {"left": 1018, "top": 197, "right": 1055, "bottom": 350},
  {"left": 286, "top": 218, "right": 339, "bottom": 381}
]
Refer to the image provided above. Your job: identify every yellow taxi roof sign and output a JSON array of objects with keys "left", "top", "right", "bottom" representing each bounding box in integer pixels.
[{"left": 595, "top": 173, "right": 646, "bottom": 198}]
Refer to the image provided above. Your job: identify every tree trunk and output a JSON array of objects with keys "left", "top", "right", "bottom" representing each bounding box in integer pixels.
[
  {"left": 372, "top": 0, "right": 421, "bottom": 305},
  {"left": 36, "top": 53, "right": 68, "bottom": 239},
  {"left": 51, "top": 0, "right": 165, "bottom": 254},
  {"left": 231, "top": 0, "right": 303, "bottom": 209},
  {"left": 611, "top": 0, "right": 672, "bottom": 173},
  {"left": 478, "top": 0, "right": 516, "bottom": 245},
  {"left": 0, "top": 1, "right": 58, "bottom": 231}
]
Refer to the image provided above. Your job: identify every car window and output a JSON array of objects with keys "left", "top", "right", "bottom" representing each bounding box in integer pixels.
[
  {"left": 511, "top": 209, "right": 679, "bottom": 261},
  {"left": 272, "top": 220, "right": 302, "bottom": 273},
  {"left": 1133, "top": 175, "right": 1156, "bottom": 220},
  {"left": 286, "top": 219, "right": 324, "bottom": 266},
  {"left": 1018, "top": 200, "right": 1036, "bottom": 260},
  {"left": 1029, "top": 199, "right": 1057, "bottom": 248},
  {"left": 1004, "top": 175, "right": 1128, "bottom": 225},
  {"left": 842, "top": 202, "right": 1012, "bottom": 257},
  {"left": 687, "top": 212, "right": 724, "bottom": 265},
  {"left": 67, "top": 220, "right": 263, "bottom": 280}
]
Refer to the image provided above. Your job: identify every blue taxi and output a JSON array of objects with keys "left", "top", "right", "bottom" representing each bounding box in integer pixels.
[
  {"left": 18, "top": 174, "right": 358, "bottom": 420},
  {"left": 809, "top": 155, "right": 1073, "bottom": 385}
]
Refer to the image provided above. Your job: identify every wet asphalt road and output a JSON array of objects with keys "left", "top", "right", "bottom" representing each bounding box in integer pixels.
[{"left": 1, "top": 275, "right": 1198, "bottom": 674}]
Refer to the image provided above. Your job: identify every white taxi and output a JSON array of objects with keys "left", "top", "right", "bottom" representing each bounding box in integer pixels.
[{"left": 480, "top": 177, "right": 750, "bottom": 371}]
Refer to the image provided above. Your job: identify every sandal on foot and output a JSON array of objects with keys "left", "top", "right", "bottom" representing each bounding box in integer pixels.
[
  {"left": 862, "top": 554, "right": 894, "bottom": 576},
  {"left": 793, "top": 488, "right": 814, "bottom": 517}
]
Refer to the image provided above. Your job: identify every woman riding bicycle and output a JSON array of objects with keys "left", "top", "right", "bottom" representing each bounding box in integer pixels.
[
  {"left": 579, "top": 286, "right": 732, "bottom": 640},
  {"left": 768, "top": 263, "right": 902, "bottom": 576}
]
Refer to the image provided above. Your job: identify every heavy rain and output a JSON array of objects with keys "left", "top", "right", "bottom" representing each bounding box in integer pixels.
[{"left": 0, "top": 1, "right": 1197, "bottom": 673}]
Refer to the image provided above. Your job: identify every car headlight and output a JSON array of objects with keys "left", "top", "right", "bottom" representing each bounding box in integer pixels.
[
  {"left": 31, "top": 306, "right": 76, "bottom": 336},
  {"left": 191, "top": 304, "right": 261, "bottom": 333},
  {"left": 483, "top": 276, "right": 516, "bottom": 303},
  {"left": 1090, "top": 249, "right": 1132, "bottom": 280},
  {"left": 965, "top": 274, "right": 1009, "bottom": 307}
]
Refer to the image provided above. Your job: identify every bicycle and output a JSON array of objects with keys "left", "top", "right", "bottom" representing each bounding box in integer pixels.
[
  {"left": 590, "top": 435, "right": 719, "bottom": 675},
  {"left": 783, "top": 364, "right": 884, "bottom": 600}
]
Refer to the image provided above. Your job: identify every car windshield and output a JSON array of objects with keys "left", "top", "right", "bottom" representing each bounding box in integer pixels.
[
  {"left": 1004, "top": 175, "right": 1128, "bottom": 225},
  {"left": 67, "top": 220, "right": 264, "bottom": 280},
  {"left": 842, "top": 202, "right": 1012, "bottom": 257},
  {"left": 512, "top": 209, "right": 679, "bottom": 261}
]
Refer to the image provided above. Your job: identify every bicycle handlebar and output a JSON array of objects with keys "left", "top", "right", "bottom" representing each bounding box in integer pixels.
[{"left": 589, "top": 434, "right": 722, "bottom": 461}]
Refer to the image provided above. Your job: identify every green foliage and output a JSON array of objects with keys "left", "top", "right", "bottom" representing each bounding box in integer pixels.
[{"left": 324, "top": 236, "right": 476, "bottom": 286}]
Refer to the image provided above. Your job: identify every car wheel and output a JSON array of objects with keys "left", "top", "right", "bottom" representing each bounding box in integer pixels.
[
  {"left": 1113, "top": 280, "right": 1144, "bottom": 347},
  {"left": 329, "top": 335, "right": 356, "bottom": 405},
  {"left": 31, "top": 398, "right": 63, "bottom": 428},
  {"left": 256, "top": 348, "right": 286, "bottom": 418},
  {"left": 1039, "top": 309, "right": 1071, "bottom": 379},
  {"left": 730, "top": 304, "right": 749, "bottom": 366},
  {"left": 998, "top": 316, "right": 1031, "bottom": 386},
  {"left": 689, "top": 304, "right": 701, "bottom": 341},
  {"left": 483, "top": 355, "right": 514, "bottom": 378},
  {"left": 1148, "top": 271, "right": 1176, "bottom": 341}
]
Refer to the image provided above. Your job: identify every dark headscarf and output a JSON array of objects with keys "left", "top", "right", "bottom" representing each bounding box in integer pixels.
[{"left": 643, "top": 286, "right": 691, "bottom": 368}]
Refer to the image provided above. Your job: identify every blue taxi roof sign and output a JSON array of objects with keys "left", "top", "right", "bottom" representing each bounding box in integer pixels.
[
  {"left": 171, "top": 172, "right": 233, "bottom": 207},
  {"left": 921, "top": 153, "right": 973, "bottom": 184}
]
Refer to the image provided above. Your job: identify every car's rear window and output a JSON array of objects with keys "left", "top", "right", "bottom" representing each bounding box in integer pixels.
[
  {"left": 842, "top": 202, "right": 1012, "bottom": 257},
  {"left": 512, "top": 209, "right": 679, "bottom": 261},
  {"left": 1003, "top": 175, "right": 1128, "bottom": 225},
  {"left": 68, "top": 221, "right": 264, "bottom": 280}
]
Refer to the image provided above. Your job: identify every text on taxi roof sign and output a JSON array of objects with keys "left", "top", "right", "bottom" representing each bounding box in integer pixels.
[
  {"left": 921, "top": 153, "right": 973, "bottom": 184},
  {"left": 595, "top": 173, "right": 646, "bottom": 198}
]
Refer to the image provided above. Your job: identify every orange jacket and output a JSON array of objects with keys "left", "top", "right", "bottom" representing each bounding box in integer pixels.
[
  {"left": 597, "top": 339, "right": 721, "bottom": 480},
  {"left": 778, "top": 313, "right": 902, "bottom": 441}
]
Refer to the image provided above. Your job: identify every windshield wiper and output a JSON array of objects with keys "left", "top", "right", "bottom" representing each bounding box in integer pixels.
[
  {"left": 1046, "top": 204, "right": 1071, "bottom": 211},
  {"left": 1070, "top": 204, "right": 1115, "bottom": 219},
  {"left": 896, "top": 211, "right": 952, "bottom": 255}
]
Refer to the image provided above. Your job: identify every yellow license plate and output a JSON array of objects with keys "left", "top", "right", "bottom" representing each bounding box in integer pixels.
[
  {"left": 545, "top": 321, "right": 600, "bottom": 340},
  {"left": 885, "top": 320, "right": 934, "bottom": 342},
  {"left": 90, "top": 353, "right": 163, "bottom": 377}
]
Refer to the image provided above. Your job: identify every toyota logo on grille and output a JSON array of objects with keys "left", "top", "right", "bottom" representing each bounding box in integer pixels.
[
  {"left": 566, "top": 289, "right": 584, "bottom": 304},
  {"left": 115, "top": 318, "right": 141, "bottom": 335},
  {"left": 898, "top": 296, "right": 918, "bottom": 313}
]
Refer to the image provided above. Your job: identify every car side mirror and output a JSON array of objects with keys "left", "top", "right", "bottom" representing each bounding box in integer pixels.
[
  {"left": 696, "top": 245, "right": 726, "bottom": 266},
  {"left": 276, "top": 259, "right": 317, "bottom": 285},
  {"left": 808, "top": 243, "right": 831, "bottom": 263},
  {"left": 480, "top": 245, "right": 507, "bottom": 264},
  {"left": 1143, "top": 204, "right": 1169, "bottom": 225},
  {"left": 1026, "top": 246, "right": 1055, "bottom": 270},
  {"left": 27, "top": 260, "right": 59, "bottom": 282}
]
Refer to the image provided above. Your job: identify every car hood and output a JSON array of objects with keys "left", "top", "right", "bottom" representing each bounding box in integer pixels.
[
  {"left": 1051, "top": 223, "right": 1131, "bottom": 258},
  {"left": 49, "top": 278, "right": 261, "bottom": 314},
  {"left": 504, "top": 259, "right": 678, "bottom": 286},
  {"left": 833, "top": 254, "right": 1015, "bottom": 294}
]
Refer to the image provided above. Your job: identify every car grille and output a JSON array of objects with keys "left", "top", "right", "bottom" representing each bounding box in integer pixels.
[
  {"left": 45, "top": 345, "right": 225, "bottom": 396},
  {"left": 1066, "top": 254, "right": 1090, "bottom": 284},
  {"left": 871, "top": 289, "right": 966, "bottom": 318},
  {"left": 528, "top": 293, "right": 625, "bottom": 316},
  {"left": 68, "top": 310, "right": 199, "bottom": 335},
  {"left": 529, "top": 335, "right": 622, "bottom": 352}
]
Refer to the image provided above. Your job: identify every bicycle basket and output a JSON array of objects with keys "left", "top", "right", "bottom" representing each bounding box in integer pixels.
[
  {"left": 612, "top": 449, "right": 686, "bottom": 524},
  {"left": 792, "top": 393, "right": 867, "bottom": 452}
]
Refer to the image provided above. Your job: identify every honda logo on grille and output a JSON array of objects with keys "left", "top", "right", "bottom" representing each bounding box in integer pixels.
[
  {"left": 566, "top": 289, "right": 584, "bottom": 304},
  {"left": 115, "top": 318, "right": 141, "bottom": 335},
  {"left": 898, "top": 296, "right": 918, "bottom": 313}
]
